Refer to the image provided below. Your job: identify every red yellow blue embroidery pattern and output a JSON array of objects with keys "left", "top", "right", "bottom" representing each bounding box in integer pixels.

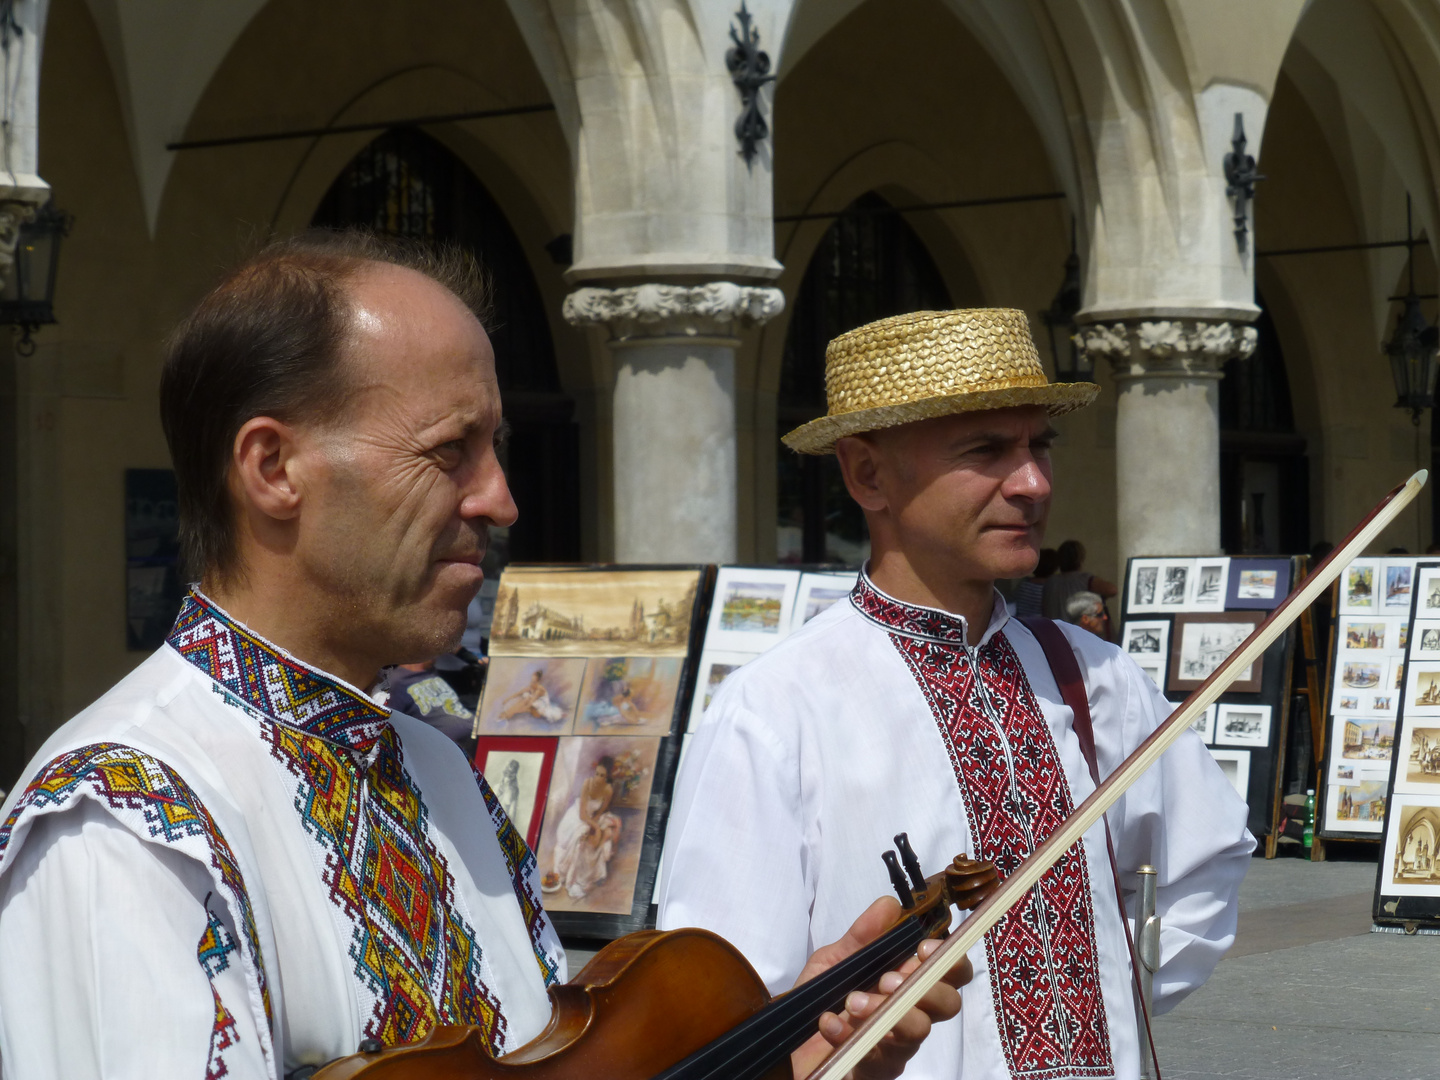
[
  {"left": 198, "top": 909, "right": 241, "bottom": 1078},
  {"left": 169, "top": 590, "right": 522, "bottom": 1053},
  {"left": 474, "top": 767, "right": 561, "bottom": 986},
  {"left": 0, "top": 742, "right": 274, "bottom": 1071}
]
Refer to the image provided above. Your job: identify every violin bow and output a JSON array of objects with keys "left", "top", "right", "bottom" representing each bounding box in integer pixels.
[{"left": 809, "top": 469, "right": 1428, "bottom": 1079}]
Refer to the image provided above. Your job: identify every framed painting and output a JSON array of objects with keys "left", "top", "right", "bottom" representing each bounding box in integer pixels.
[
  {"left": 1215, "top": 703, "right": 1272, "bottom": 748},
  {"left": 1207, "top": 748, "right": 1251, "bottom": 800},
  {"left": 1167, "top": 612, "right": 1264, "bottom": 695},
  {"left": 792, "top": 571, "right": 858, "bottom": 631},
  {"left": 704, "top": 566, "right": 801, "bottom": 653},
  {"left": 1188, "top": 558, "right": 1230, "bottom": 612},
  {"left": 1224, "top": 558, "right": 1291, "bottom": 611},
  {"left": 473, "top": 736, "right": 558, "bottom": 850},
  {"left": 1126, "top": 558, "right": 1165, "bottom": 615},
  {"left": 474, "top": 656, "right": 585, "bottom": 736}
]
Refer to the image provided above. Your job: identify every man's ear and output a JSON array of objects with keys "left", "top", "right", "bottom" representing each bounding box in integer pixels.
[
  {"left": 231, "top": 416, "right": 303, "bottom": 522},
  {"left": 834, "top": 434, "right": 888, "bottom": 513}
]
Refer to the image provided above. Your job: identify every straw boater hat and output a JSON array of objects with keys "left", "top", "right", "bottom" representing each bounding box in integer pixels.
[{"left": 781, "top": 308, "right": 1099, "bottom": 455}]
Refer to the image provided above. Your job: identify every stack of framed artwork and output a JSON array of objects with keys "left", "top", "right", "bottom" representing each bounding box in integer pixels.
[
  {"left": 471, "top": 564, "right": 711, "bottom": 940},
  {"left": 1317, "top": 556, "right": 1417, "bottom": 843},
  {"left": 1119, "top": 556, "right": 1298, "bottom": 841},
  {"left": 1372, "top": 560, "right": 1440, "bottom": 928},
  {"left": 469, "top": 564, "right": 857, "bottom": 942}
]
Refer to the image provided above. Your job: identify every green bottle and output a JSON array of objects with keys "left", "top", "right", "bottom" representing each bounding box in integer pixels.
[{"left": 1303, "top": 788, "right": 1316, "bottom": 848}]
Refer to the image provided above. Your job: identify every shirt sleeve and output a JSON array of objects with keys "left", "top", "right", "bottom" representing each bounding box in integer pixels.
[
  {"left": 656, "top": 696, "right": 814, "bottom": 995},
  {"left": 1077, "top": 630, "right": 1255, "bottom": 1015},
  {"left": 0, "top": 799, "right": 271, "bottom": 1080}
]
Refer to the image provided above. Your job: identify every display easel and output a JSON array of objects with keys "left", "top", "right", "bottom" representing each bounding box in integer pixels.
[{"left": 1118, "top": 556, "right": 1299, "bottom": 847}]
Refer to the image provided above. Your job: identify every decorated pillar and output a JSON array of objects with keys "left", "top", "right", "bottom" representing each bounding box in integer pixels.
[
  {"left": 564, "top": 283, "right": 784, "bottom": 563},
  {"left": 1078, "top": 319, "right": 1257, "bottom": 559}
]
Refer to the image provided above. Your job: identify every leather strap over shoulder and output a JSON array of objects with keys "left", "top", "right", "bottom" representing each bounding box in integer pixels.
[{"left": 1017, "top": 616, "right": 1162, "bottom": 1080}]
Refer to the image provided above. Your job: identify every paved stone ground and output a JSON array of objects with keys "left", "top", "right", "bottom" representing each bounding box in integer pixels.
[{"left": 1153, "top": 852, "right": 1440, "bottom": 1079}]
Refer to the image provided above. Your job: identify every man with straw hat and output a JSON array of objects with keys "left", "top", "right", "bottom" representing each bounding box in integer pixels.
[{"left": 659, "top": 309, "right": 1253, "bottom": 1079}]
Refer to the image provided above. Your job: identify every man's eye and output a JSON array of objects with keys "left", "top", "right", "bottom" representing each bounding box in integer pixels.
[{"left": 434, "top": 440, "right": 465, "bottom": 465}]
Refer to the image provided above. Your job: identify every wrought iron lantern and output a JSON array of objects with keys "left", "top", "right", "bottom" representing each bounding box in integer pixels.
[
  {"left": 1043, "top": 223, "right": 1089, "bottom": 382},
  {"left": 0, "top": 201, "right": 72, "bottom": 355},
  {"left": 1386, "top": 289, "right": 1439, "bottom": 424}
]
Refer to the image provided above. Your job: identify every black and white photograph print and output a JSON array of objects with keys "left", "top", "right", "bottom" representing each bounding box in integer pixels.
[
  {"left": 1421, "top": 567, "right": 1440, "bottom": 613},
  {"left": 1122, "top": 620, "right": 1170, "bottom": 666},
  {"left": 1216, "top": 703, "right": 1272, "bottom": 748},
  {"left": 1189, "top": 559, "right": 1229, "bottom": 612},
  {"left": 1167, "top": 612, "right": 1264, "bottom": 694},
  {"left": 1127, "top": 559, "right": 1164, "bottom": 614},
  {"left": 1135, "top": 659, "right": 1164, "bottom": 691},
  {"left": 1414, "top": 622, "right": 1440, "bottom": 660},
  {"left": 1409, "top": 663, "right": 1440, "bottom": 714},
  {"left": 1160, "top": 563, "right": 1191, "bottom": 609}
]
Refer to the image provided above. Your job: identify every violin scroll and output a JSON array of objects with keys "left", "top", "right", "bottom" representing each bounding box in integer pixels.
[{"left": 943, "top": 854, "right": 1000, "bottom": 911}]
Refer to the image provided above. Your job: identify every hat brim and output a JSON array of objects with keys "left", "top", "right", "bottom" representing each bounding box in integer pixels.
[{"left": 781, "top": 382, "right": 1100, "bottom": 455}]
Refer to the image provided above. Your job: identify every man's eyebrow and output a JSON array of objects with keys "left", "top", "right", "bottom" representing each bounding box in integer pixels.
[{"left": 1035, "top": 426, "right": 1060, "bottom": 442}]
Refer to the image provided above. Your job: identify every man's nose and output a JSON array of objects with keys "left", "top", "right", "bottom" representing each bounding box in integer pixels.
[
  {"left": 1006, "top": 453, "right": 1052, "bottom": 500},
  {"left": 462, "top": 463, "right": 519, "bottom": 528}
]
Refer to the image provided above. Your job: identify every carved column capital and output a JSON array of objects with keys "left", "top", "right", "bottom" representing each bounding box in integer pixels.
[
  {"left": 1077, "top": 317, "right": 1258, "bottom": 381},
  {"left": 563, "top": 282, "right": 786, "bottom": 343}
]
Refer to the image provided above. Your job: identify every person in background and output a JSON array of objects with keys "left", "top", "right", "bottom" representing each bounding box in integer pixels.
[
  {"left": 1042, "top": 539, "right": 1118, "bottom": 622},
  {"left": 1013, "top": 547, "right": 1058, "bottom": 618},
  {"left": 1064, "top": 590, "right": 1110, "bottom": 640}
]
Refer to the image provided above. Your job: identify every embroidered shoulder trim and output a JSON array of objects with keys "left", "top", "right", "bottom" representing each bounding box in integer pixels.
[
  {"left": 0, "top": 743, "right": 275, "bottom": 1073},
  {"left": 198, "top": 908, "right": 242, "bottom": 1079},
  {"left": 168, "top": 590, "right": 390, "bottom": 753},
  {"left": 474, "top": 767, "right": 563, "bottom": 987}
]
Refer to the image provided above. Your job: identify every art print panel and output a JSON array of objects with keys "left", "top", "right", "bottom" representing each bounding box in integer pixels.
[
  {"left": 1417, "top": 567, "right": 1440, "bottom": 617},
  {"left": 1339, "top": 617, "right": 1391, "bottom": 653},
  {"left": 1339, "top": 559, "right": 1379, "bottom": 615},
  {"left": 473, "top": 737, "right": 557, "bottom": 849},
  {"left": 1167, "top": 612, "right": 1263, "bottom": 694},
  {"left": 474, "top": 657, "right": 585, "bottom": 736},
  {"left": 1225, "top": 558, "right": 1292, "bottom": 610},
  {"left": 792, "top": 572, "right": 858, "bottom": 631},
  {"left": 1409, "top": 663, "right": 1440, "bottom": 715},
  {"left": 537, "top": 735, "right": 662, "bottom": 915},
  {"left": 1188, "top": 558, "right": 1229, "bottom": 612},
  {"left": 1121, "top": 620, "right": 1170, "bottom": 666},
  {"left": 1412, "top": 621, "right": 1440, "bottom": 660},
  {"left": 1127, "top": 559, "right": 1164, "bottom": 615},
  {"left": 1215, "top": 704, "right": 1272, "bottom": 748},
  {"left": 1178, "top": 701, "right": 1216, "bottom": 744},
  {"left": 687, "top": 650, "right": 753, "bottom": 731},
  {"left": 490, "top": 567, "right": 703, "bottom": 657},
  {"left": 575, "top": 656, "right": 685, "bottom": 737},
  {"left": 1397, "top": 722, "right": 1440, "bottom": 792},
  {"left": 1325, "top": 780, "right": 1387, "bottom": 833},
  {"left": 1380, "top": 795, "right": 1440, "bottom": 895},
  {"left": 1339, "top": 717, "right": 1395, "bottom": 761},
  {"left": 1383, "top": 559, "right": 1417, "bottom": 613},
  {"left": 704, "top": 567, "right": 801, "bottom": 653},
  {"left": 1159, "top": 560, "right": 1194, "bottom": 610}
]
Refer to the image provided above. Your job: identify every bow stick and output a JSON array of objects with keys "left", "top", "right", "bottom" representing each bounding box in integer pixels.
[{"left": 810, "top": 469, "right": 1428, "bottom": 1079}]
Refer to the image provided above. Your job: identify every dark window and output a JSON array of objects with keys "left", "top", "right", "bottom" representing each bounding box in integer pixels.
[
  {"left": 1219, "top": 300, "right": 1308, "bottom": 554},
  {"left": 777, "top": 193, "right": 952, "bottom": 564},
  {"left": 312, "top": 128, "right": 579, "bottom": 564}
]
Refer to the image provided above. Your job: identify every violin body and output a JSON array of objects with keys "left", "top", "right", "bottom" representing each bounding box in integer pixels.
[
  {"left": 312, "top": 852, "right": 998, "bottom": 1080},
  {"left": 313, "top": 928, "right": 786, "bottom": 1080}
]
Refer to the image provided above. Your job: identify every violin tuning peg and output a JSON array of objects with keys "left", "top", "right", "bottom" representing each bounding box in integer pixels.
[
  {"left": 894, "top": 832, "right": 925, "bottom": 889},
  {"left": 882, "top": 850, "right": 915, "bottom": 909}
]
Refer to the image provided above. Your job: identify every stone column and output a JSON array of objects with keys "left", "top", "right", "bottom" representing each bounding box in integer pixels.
[
  {"left": 1078, "top": 318, "right": 1257, "bottom": 561},
  {"left": 564, "top": 283, "right": 784, "bottom": 563}
]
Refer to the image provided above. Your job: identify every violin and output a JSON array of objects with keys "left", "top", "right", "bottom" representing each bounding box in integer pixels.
[{"left": 310, "top": 839, "right": 998, "bottom": 1080}]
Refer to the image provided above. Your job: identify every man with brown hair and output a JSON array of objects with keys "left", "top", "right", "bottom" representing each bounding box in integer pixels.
[{"left": 0, "top": 233, "right": 963, "bottom": 1080}]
